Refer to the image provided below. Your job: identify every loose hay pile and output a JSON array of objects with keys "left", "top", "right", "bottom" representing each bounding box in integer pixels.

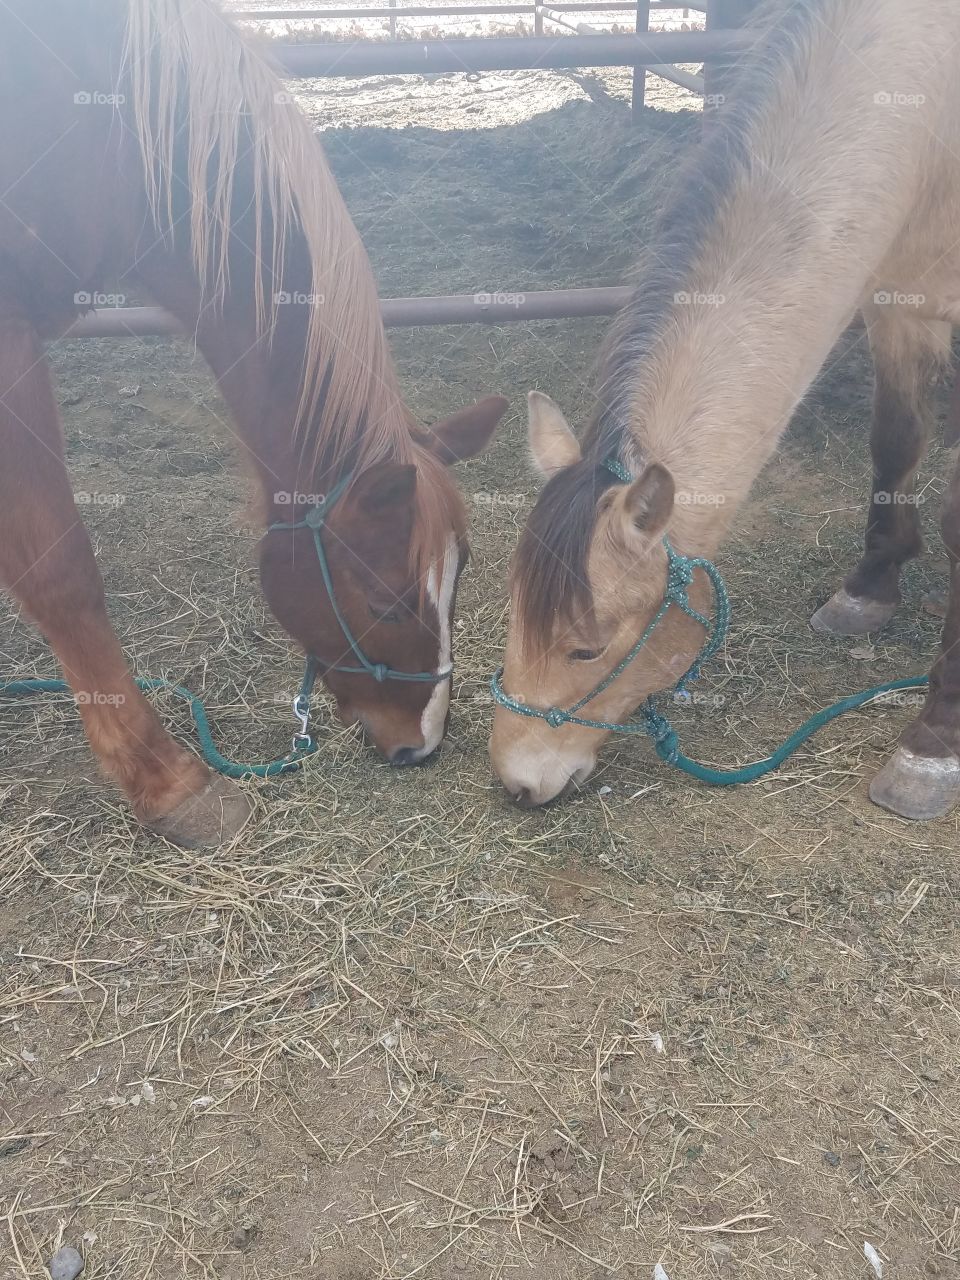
[{"left": 2, "top": 74, "right": 959, "bottom": 1279}]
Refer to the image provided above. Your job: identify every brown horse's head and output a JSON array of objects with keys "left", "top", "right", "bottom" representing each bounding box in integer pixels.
[
  {"left": 261, "top": 396, "right": 507, "bottom": 764},
  {"left": 489, "top": 392, "right": 712, "bottom": 806}
]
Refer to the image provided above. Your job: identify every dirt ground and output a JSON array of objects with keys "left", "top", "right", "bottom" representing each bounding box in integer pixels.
[{"left": 2, "top": 65, "right": 959, "bottom": 1280}]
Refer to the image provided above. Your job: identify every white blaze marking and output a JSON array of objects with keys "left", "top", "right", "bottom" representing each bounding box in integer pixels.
[{"left": 417, "top": 534, "right": 458, "bottom": 758}]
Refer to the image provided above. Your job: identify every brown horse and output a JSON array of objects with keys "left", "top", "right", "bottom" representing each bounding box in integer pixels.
[
  {"left": 491, "top": 0, "right": 960, "bottom": 818},
  {"left": 0, "top": 0, "right": 507, "bottom": 846}
]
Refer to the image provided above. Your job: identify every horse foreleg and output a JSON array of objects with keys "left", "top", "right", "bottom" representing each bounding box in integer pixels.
[
  {"left": 870, "top": 450, "right": 960, "bottom": 820},
  {"left": 0, "top": 313, "right": 251, "bottom": 846},
  {"left": 811, "top": 313, "right": 950, "bottom": 636}
]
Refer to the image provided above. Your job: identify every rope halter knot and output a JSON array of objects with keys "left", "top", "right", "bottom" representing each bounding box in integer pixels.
[
  {"left": 665, "top": 550, "right": 696, "bottom": 602},
  {"left": 303, "top": 502, "right": 330, "bottom": 531},
  {"left": 643, "top": 702, "right": 681, "bottom": 760}
]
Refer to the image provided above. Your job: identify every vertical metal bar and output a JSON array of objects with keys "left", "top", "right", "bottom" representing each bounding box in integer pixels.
[
  {"left": 388, "top": 0, "right": 397, "bottom": 39},
  {"left": 534, "top": 1, "right": 543, "bottom": 36},
  {"left": 631, "top": 0, "right": 651, "bottom": 120}
]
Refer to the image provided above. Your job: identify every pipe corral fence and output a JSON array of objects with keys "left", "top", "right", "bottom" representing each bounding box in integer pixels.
[{"left": 64, "top": 2, "right": 756, "bottom": 342}]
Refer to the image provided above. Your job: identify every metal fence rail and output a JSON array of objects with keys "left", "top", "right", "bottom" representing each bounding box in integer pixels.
[
  {"left": 63, "top": 288, "right": 635, "bottom": 340},
  {"left": 231, "top": 2, "right": 706, "bottom": 19},
  {"left": 271, "top": 29, "right": 747, "bottom": 74}
]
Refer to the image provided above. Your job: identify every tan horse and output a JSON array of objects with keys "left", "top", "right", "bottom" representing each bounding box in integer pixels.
[
  {"left": 0, "top": 0, "right": 507, "bottom": 846},
  {"left": 491, "top": 0, "right": 960, "bottom": 818}
]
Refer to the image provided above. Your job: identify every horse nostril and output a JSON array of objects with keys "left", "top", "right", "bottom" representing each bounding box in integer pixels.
[
  {"left": 512, "top": 787, "right": 535, "bottom": 808},
  {"left": 390, "top": 746, "right": 421, "bottom": 768}
]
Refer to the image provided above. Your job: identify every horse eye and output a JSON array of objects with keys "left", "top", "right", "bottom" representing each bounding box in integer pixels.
[
  {"left": 371, "top": 604, "right": 402, "bottom": 625},
  {"left": 569, "top": 648, "right": 601, "bottom": 662}
]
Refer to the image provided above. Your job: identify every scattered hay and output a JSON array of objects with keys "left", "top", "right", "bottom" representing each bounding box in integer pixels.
[{"left": 2, "top": 72, "right": 959, "bottom": 1280}]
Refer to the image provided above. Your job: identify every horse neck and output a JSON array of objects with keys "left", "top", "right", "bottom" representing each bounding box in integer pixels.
[
  {"left": 133, "top": 224, "right": 464, "bottom": 584},
  {"left": 119, "top": 0, "right": 421, "bottom": 520},
  {"left": 135, "top": 223, "right": 417, "bottom": 520},
  {"left": 601, "top": 0, "right": 957, "bottom": 556}
]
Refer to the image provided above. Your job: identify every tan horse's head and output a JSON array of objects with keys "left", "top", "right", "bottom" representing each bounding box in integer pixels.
[
  {"left": 489, "top": 392, "right": 712, "bottom": 806},
  {"left": 261, "top": 397, "right": 507, "bottom": 765}
]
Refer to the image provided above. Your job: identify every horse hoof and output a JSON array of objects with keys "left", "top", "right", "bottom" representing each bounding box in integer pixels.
[
  {"left": 869, "top": 746, "right": 960, "bottom": 821},
  {"left": 146, "top": 775, "right": 254, "bottom": 848},
  {"left": 810, "top": 589, "right": 897, "bottom": 636}
]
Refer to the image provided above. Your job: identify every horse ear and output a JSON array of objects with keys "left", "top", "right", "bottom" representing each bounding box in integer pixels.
[
  {"left": 527, "top": 391, "right": 581, "bottom": 478},
  {"left": 616, "top": 462, "right": 675, "bottom": 549},
  {"left": 424, "top": 395, "right": 509, "bottom": 464}
]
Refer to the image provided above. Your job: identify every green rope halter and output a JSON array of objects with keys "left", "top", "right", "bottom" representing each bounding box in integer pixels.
[
  {"left": 267, "top": 473, "right": 452, "bottom": 687},
  {"left": 490, "top": 457, "right": 930, "bottom": 786}
]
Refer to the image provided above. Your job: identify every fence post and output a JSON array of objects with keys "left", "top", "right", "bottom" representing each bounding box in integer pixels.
[
  {"left": 534, "top": 2, "right": 543, "bottom": 36},
  {"left": 389, "top": 0, "right": 397, "bottom": 39},
  {"left": 631, "top": 0, "right": 650, "bottom": 121}
]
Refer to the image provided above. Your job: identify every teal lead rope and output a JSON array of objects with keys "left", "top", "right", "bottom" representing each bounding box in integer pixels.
[
  {"left": 0, "top": 662, "right": 321, "bottom": 781},
  {"left": 646, "top": 675, "right": 929, "bottom": 785},
  {"left": 490, "top": 455, "right": 930, "bottom": 786}
]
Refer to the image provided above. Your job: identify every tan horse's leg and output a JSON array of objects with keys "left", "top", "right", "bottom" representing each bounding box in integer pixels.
[
  {"left": 870, "top": 450, "right": 960, "bottom": 819},
  {"left": 811, "top": 312, "right": 951, "bottom": 636},
  {"left": 0, "top": 312, "right": 251, "bottom": 846}
]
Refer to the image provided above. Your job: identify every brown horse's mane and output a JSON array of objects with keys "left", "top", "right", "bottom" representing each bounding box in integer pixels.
[
  {"left": 513, "top": 0, "right": 823, "bottom": 652},
  {"left": 122, "top": 0, "right": 462, "bottom": 574}
]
